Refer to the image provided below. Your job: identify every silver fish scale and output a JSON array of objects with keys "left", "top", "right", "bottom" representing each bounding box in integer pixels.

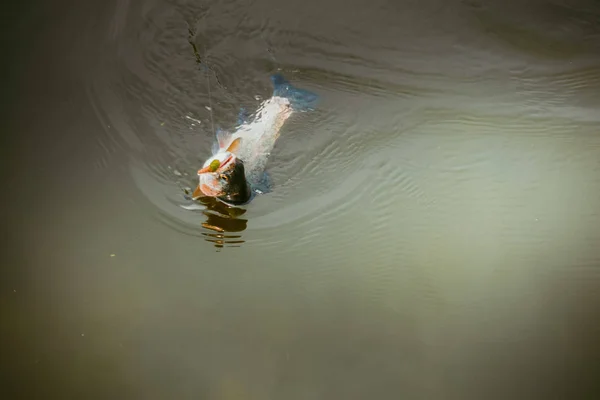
[{"left": 231, "top": 96, "right": 292, "bottom": 183}]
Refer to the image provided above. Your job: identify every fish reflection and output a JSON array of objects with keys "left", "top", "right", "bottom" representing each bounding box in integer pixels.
[{"left": 196, "top": 195, "right": 248, "bottom": 248}]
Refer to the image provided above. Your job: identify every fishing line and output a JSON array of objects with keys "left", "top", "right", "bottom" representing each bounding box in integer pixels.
[
  {"left": 186, "top": 25, "right": 216, "bottom": 138},
  {"left": 204, "top": 45, "right": 216, "bottom": 139}
]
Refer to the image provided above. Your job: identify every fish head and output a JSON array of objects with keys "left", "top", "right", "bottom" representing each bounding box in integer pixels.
[{"left": 195, "top": 138, "right": 251, "bottom": 205}]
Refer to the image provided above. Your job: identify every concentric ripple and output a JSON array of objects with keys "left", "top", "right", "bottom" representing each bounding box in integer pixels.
[{"left": 86, "top": 0, "right": 600, "bottom": 255}]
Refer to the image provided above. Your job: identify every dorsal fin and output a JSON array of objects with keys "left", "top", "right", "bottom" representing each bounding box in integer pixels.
[
  {"left": 226, "top": 137, "right": 242, "bottom": 154},
  {"left": 215, "top": 128, "right": 232, "bottom": 150}
]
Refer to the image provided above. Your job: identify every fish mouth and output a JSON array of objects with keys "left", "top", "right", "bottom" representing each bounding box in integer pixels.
[
  {"left": 218, "top": 155, "right": 235, "bottom": 171},
  {"left": 197, "top": 154, "right": 235, "bottom": 175},
  {"left": 195, "top": 154, "right": 236, "bottom": 198}
]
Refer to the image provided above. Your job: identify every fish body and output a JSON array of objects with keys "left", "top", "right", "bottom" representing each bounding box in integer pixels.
[{"left": 194, "top": 74, "right": 318, "bottom": 205}]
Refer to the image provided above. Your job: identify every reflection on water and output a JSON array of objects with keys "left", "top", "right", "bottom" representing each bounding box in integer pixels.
[{"left": 195, "top": 195, "right": 248, "bottom": 248}]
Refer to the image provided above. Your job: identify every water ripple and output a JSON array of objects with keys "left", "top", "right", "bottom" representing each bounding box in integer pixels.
[{"left": 83, "top": 0, "right": 600, "bottom": 255}]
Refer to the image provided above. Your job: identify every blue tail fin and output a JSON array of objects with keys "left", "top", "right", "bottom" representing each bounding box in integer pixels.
[{"left": 270, "top": 74, "right": 319, "bottom": 111}]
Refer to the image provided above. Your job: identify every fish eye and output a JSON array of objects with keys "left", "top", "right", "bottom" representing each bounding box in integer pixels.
[{"left": 220, "top": 174, "right": 229, "bottom": 182}]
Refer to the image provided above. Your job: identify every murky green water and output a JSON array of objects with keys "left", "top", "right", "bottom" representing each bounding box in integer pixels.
[{"left": 3, "top": 0, "right": 600, "bottom": 398}]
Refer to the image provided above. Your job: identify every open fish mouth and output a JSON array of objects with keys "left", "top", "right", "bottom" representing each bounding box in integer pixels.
[{"left": 197, "top": 154, "right": 235, "bottom": 175}]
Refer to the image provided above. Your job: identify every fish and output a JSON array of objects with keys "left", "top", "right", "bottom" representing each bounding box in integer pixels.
[{"left": 193, "top": 74, "right": 319, "bottom": 206}]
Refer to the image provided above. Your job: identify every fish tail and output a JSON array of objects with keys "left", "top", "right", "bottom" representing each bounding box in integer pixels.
[{"left": 270, "top": 73, "right": 319, "bottom": 111}]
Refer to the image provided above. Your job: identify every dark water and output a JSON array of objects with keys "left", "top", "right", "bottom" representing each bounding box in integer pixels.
[{"left": 3, "top": 0, "right": 600, "bottom": 398}]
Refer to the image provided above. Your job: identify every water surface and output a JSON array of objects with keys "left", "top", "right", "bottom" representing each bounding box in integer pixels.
[{"left": 3, "top": 0, "right": 600, "bottom": 398}]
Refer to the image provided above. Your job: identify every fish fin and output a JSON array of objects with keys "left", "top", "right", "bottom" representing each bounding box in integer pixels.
[
  {"left": 215, "top": 128, "right": 232, "bottom": 151},
  {"left": 270, "top": 73, "right": 319, "bottom": 111},
  {"left": 192, "top": 185, "right": 203, "bottom": 200},
  {"left": 253, "top": 171, "right": 273, "bottom": 194},
  {"left": 226, "top": 137, "right": 242, "bottom": 154},
  {"left": 237, "top": 107, "right": 250, "bottom": 125}
]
